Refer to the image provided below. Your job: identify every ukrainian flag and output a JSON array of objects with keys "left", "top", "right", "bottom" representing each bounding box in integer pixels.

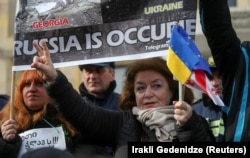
[
  {"left": 167, "top": 25, "right": 223, "bottom": 106},
  {"left": 167, "top": 25, "right": 211, "bottom": 84}
]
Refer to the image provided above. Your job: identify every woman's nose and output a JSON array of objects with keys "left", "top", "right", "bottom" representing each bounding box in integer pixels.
[
  {"left": 29, "top": 82, "right": 37, "bottom": 90},
  {"left": 144, "top": 87, "right": 153, "bottom": 97}
]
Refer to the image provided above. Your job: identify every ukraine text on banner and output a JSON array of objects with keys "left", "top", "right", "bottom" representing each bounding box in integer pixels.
[{"left": 167, "top": 25, "right": 224, "bottom": 106}]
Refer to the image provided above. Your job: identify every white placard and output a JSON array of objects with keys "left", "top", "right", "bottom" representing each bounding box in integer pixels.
[{"left": 18, "top": 127, "right": 66, "bottom": 157}]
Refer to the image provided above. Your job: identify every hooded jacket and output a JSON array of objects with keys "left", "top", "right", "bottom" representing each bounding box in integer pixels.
[{"left": 200, "top": 0, "right": 250, "bottom": 141}]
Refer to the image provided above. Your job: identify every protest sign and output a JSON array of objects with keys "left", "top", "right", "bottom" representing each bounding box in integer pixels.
[
  {"left": 13, "top": 0, "right": 197, "bottom": 71},
  {"left": 18, "top": 127, "right": 66, "bottom": 157}
]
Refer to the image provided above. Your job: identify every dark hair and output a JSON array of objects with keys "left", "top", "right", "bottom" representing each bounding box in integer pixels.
[{"left": 119, "top": 57, "right": 194, "bottom": 110}]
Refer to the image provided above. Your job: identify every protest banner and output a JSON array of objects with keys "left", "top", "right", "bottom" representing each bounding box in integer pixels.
[{"left": 13, "top": 0, "right": 197, "bottom": 71}]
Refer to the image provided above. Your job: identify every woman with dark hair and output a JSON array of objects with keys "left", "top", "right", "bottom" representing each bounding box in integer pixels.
[
  {"left": 0, "top": 70, "right": 78, "bottom": 158},
  {"left": 30, "top": 41, "right": 215, "bottom": 158},
  {"left": 119, "top": 57, "right": 194, "bottom": 111}
]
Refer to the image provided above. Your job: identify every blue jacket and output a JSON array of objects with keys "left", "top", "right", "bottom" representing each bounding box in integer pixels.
[{"left": 200, "top": 0, "right": 250, "bottom": 141}]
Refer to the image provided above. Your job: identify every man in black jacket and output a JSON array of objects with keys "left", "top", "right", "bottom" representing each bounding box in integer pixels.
[
  {"left": 200, "top": 0, "right": 250, "bottom": 141},
  {"left": 78, "top": 62, "right": 120, "bottom": 111}
]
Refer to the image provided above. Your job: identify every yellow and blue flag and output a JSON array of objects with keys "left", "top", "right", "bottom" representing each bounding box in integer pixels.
[
  {"left": 167, "top": 25, "right": 211, "bottom": 84},
  {"left": 167, "top": 25, "right": 224, "bottom": 106}
]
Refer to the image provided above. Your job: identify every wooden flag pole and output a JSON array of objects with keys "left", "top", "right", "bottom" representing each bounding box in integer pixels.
[
  {"left": 9, "top": 71, "right": 16, "bottom": 120},
  {"left": 178, "top": 81, "right": 185, "bottom": 101},
  {"left": 177, "top": 81, "right": 185, "bottom": 125},
  {"left": 178, "top": 82, "right": 183, "bottom": 101}
]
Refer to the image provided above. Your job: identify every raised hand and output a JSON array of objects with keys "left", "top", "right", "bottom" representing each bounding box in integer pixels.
[{"left": 31, "top": 41, "right": 58, "bottom": 82}]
